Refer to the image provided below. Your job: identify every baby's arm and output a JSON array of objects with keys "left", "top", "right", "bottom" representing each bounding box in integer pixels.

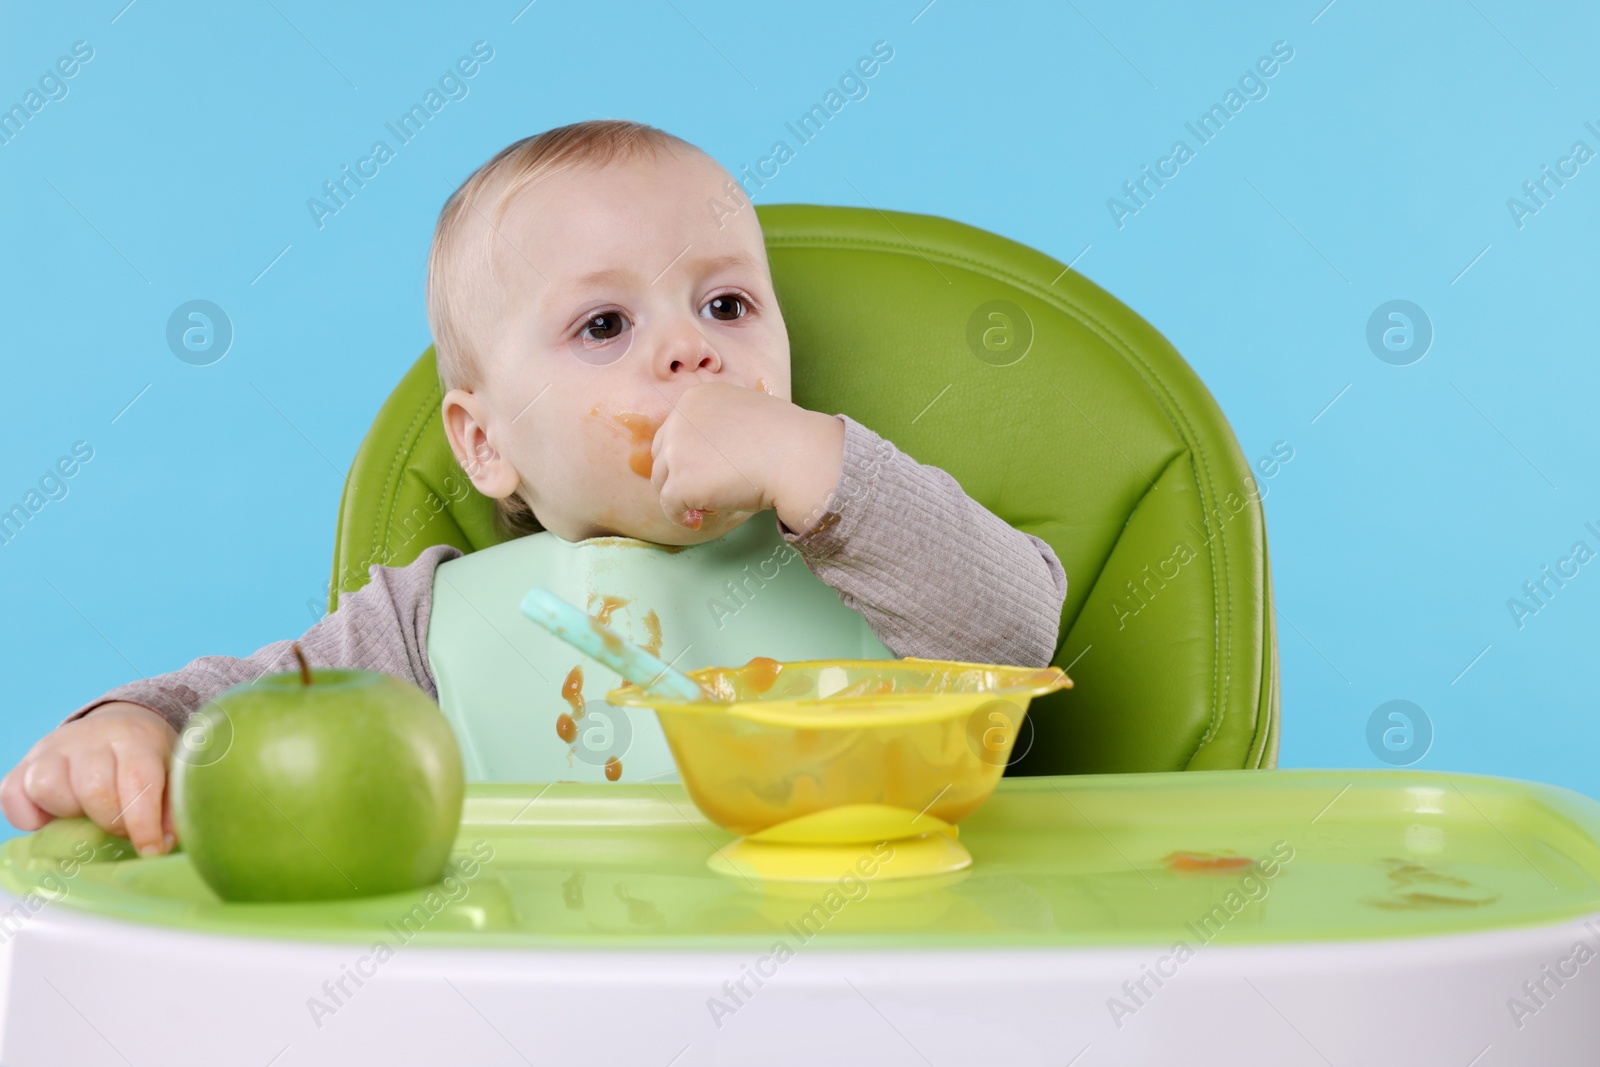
[
  {"left": 2, "top": 543, "right": 461, "bottom": 855},
  {"left": 55, "top": 543, "right": 462, "bottom": 734},
  {"left": 776, "top": 414, "right": 1067, "bottom": 668}
]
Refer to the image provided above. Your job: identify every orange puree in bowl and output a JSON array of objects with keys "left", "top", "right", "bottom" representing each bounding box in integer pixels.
[
  {"left": 692, "top": 656, "right": 788, "bottom": 701},
  {"left": 737, "top": 656, "right": 782, "bottom": 694}
]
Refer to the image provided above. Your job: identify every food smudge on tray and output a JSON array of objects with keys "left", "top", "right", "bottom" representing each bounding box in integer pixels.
[
  {"left": 1163, "top": 850, "right": 1257, "bottom": 874},
  {"left": 563, "top": 870, "right": 585, "bottom": 910},
  {"left": 1362, "top": 856, "right": 1501, "bottom": 910},
  {"left": 614, "top": 883, "right": 663, "bottom": 926}
]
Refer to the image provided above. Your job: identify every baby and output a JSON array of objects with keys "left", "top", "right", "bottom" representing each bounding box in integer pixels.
[{"left": 1, "top": 120, "right": 1067, "bottom": 857}]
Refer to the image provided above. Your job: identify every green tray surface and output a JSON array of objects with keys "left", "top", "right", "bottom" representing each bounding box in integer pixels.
[{"left": 6, "top": 769, "right": 1600, "bottom": 950}]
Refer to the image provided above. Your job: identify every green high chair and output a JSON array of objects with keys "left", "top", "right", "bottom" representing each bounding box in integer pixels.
[
  {"left": 328, "top": 202, "right": 1280, "bottom": 777},
  {"left": 6, "top": 206, "right": 1600, "bottom": 1065}
]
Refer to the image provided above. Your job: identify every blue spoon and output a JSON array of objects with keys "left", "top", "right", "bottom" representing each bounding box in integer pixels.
[{"left": 519, "top": 587, "right": 707, "bottom": 701}]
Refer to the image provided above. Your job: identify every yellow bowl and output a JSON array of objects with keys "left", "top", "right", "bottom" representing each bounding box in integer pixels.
[{"left": 606, "top": 657, "right": 1072, "bottom": 839}]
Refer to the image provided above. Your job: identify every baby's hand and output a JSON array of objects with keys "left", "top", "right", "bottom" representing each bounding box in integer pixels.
[
  {"left": 1, "top": 702, "right": 178, "bottom": 856},
  {"left": 650, "top": 382, "right": 845, "bottom": 535}
]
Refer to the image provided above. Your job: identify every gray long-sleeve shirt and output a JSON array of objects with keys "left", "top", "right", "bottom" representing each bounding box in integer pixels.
[{"left": 59, "top": 414, "right": 1068, "bottom": 735}]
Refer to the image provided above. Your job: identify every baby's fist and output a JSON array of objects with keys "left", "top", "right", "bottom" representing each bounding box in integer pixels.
[
  {"left": 650, "top": 382, "right": 843, "bottom": 534},
  {"left": 1, "top": 702, "right": 179, "bottom": 856}
]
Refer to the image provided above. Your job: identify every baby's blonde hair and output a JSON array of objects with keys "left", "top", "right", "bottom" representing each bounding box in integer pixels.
[{"left": 426, "top": 119, "right": 703, "bottom": 537}]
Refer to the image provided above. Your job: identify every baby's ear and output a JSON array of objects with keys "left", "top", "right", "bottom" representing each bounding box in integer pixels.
[{"left": 440, "top": 389, "right": 522, "bottom": 499}]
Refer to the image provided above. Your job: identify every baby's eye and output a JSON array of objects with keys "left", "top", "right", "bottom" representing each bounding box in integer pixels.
[
  {"left": 577, "top": 310, "right": 629, "bottom": 344},
  {"left": 701, "top": 293, "right": 748, "bottom": 322}
]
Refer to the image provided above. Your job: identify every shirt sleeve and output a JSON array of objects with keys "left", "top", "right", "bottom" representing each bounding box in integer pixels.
[
  {"left": 775, "top": 414, "right": 1068, "bottom": 668},
  {"left": 57, "top": 543, "right": 464, "bottom": 735}
]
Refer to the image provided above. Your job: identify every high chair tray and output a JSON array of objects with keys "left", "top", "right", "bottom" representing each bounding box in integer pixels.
[
  {"left": 5, "top": 767, "right": 1600, "bottom": 946},
  {"left": 3, "top": 768, "right": 1599, "bottom": 1065}
]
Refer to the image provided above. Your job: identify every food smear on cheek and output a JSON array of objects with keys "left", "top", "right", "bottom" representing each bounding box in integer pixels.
[{"left": 597, "top": 409, "right": 660, "bottom": 479}]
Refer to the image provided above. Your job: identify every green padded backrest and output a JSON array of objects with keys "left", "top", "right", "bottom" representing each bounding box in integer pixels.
[{"left": 330, "top": 203, "right": 1279, "bottom": 775}]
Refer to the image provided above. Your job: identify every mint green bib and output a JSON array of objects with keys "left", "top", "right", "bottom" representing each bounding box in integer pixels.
[{"left": 427, "top": 515, "right": 893, "bottom": 783}]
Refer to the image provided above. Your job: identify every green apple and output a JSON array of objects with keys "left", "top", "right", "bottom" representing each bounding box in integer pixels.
[{"left": 170, "top": 644, "right": 464, "bottom": 903}]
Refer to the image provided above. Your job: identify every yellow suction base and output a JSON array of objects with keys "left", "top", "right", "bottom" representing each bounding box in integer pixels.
[{"left": 708, "top": 829, "right": 973, "bottom": 884}]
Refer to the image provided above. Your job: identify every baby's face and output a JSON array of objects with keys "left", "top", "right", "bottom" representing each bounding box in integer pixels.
[{"left": 444, "top": 146, "right": 790, "bottom": 545}]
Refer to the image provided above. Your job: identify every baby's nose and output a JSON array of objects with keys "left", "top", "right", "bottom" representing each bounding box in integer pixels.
[
  {"left": 666, "top": 352, "right": 715, "bottom": 373},
  {"left": 654, "top": 335, "right": 721, "bottom": 379}
]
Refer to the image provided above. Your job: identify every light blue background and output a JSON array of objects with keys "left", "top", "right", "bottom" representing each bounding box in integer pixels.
[{"left": 2, "top": 0, "right": 1596, "bottom": 842}]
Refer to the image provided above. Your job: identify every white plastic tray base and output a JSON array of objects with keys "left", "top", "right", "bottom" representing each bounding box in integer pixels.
[{"left": 1, "top": 890, "right": 1597, "bottom": 1065}]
